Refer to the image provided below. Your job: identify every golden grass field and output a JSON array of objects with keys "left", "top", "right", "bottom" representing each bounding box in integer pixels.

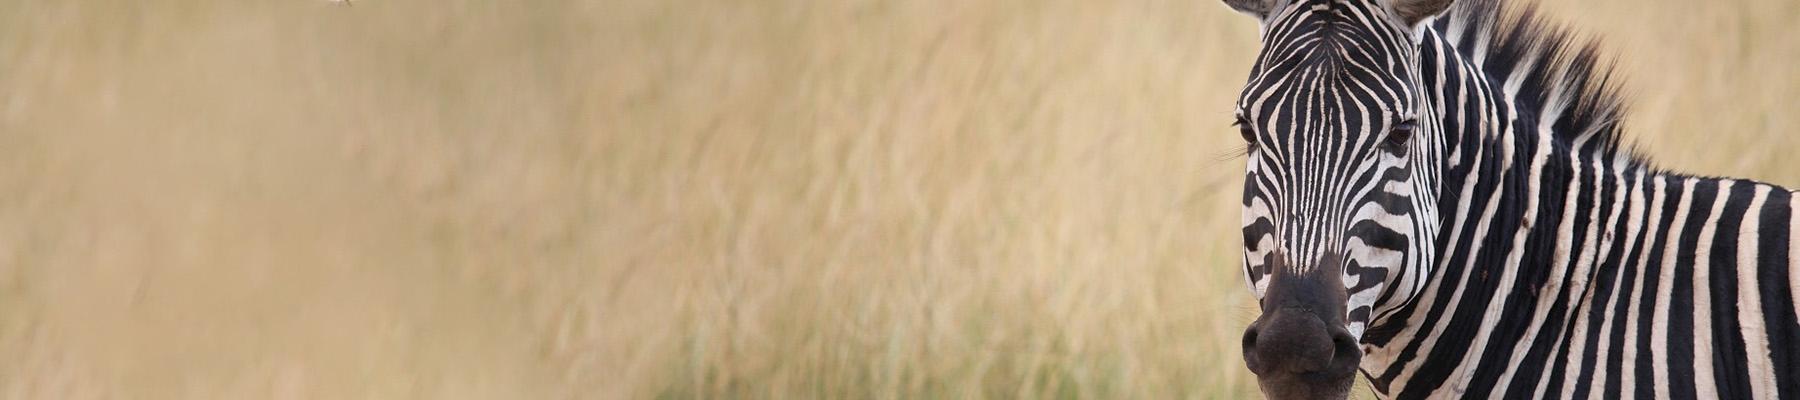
[{"left": 0, "top": 0, "right": 1795, "bottom": 398}]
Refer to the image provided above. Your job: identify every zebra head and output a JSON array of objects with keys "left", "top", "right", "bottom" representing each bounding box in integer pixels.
[{"left": 1223, "top": 0, "right": 1452, "bottom": 398}]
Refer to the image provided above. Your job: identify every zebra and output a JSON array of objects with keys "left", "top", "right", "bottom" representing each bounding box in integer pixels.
[{"left": 1219, "top": 0, "right": 1800, "bottom": 398}]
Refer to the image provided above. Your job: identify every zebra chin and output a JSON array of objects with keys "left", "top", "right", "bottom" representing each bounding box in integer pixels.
[{"left": 1242, "top": 253, "right": 1360, "bottom": 400}]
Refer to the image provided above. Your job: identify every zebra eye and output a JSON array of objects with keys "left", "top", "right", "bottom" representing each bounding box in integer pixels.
[
  {"left": 1235, "top": 117, "right": 1257, "bottom": 145},
  {"left": 1386, "top": 119, "right": 1417, "bottom": 150}
]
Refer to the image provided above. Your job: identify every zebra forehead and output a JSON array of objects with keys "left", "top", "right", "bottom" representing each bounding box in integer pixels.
[
  {"left": 1243, "top": 26, "right": 1415, "bottom": 107},
  {"left": 1250, "top": 1, "right": 1415, "bottom": 69},
  {"left": 1267, "top": 0, "right": 1411, "bottom": 33}
]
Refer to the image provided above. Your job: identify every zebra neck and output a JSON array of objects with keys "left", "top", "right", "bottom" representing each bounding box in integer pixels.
[{"left": 1360, "top": 24, "right": 1800, "bottom": 400}]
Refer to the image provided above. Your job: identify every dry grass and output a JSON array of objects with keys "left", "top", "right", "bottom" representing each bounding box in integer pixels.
[{"left": 0, "top": 0, "right": 1793, "bottom": 399}]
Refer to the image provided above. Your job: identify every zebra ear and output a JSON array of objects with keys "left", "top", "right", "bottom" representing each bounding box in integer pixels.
[
  {"left": 1389, "top": 0, "right": 1455, "bottom": 25},
  {"left": 1221, "top": 0, "right": 1279, "bottom": 19}
]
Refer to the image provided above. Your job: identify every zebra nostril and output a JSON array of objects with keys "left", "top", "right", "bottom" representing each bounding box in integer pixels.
[
  {"left": 1329, "top": 329, "right": 1361, "bottom": 371},
  {"left": 1242, "top": 324, "right": 1265, "bottom": 373},
  {"left": 1332, "top": 331, "right": 1357, "bottom": 353}
]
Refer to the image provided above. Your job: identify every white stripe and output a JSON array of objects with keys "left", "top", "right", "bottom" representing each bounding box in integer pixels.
[
  {"left": 1617, "top": 172, "right": 1662, "bottom": 397},
  {"left": 1651, "top": 177, "right": 1697, "bottom": 398},
  {"left": 1556, "top": 161, "right": 1635, "bottom": 399},
  {"left": 1448, "top": 112, "right": 1550, "bottom": 396},
  {"left": 1791, "top": 191, "right": 1800, "bottom": 390},
  {"left": 1591, "top": 171, "right": 1649, "bottom": 398},
  {"left": 1499, "top": 144, "right": 1588, "bottom": 399},
  {"left": 1374, "top": 92, "right": 1504, "bottom": 392},
  {"left": 1738, "top": 185, "right": 1776, "bottom": 399},
  {"left": 1444, "top": 55, "right": 1471, "bottom": 167},
  {"left": 1692, "top": 181, "right": 1733, "bottom": 399},
  {"left": 1245, "top": 173, "right": 1278, "bottom": 298}
]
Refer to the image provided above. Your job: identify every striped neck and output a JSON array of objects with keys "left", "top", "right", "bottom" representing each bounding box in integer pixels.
[{"left": 1356, "top": 13, "right": 1800, "bottom": 399}]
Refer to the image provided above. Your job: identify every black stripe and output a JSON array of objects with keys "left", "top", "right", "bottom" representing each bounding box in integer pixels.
[
  {"left": 1668, "top": 179, "right": 1720, "bottom": 399},
  {"left": 1463, "top": 121, "right": 1570, "bottom": 398},
  {"left": 1633, "top": 177, "right": 1686, "bottom": 399},
  {"left": 1566, "top": 165, "right": 1628, "bottom": 399},
  {"left": 1600, "top": 172, "right": 1653, "bottom": 396},
  {"left": 1757, "top": 189, "right": 1798, "bottom": 398},
  {"left": 1510, "top": 147, "right": 1596, "bottom": 397},
  {"left": 1394, "top": 107, "right": 1529, "bottom": 398},
  {"left": 1708, "top": 182, "right": 1756, "bottom": 398}
]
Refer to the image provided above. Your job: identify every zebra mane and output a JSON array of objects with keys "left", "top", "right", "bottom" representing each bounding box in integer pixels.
[{"left": 1434, "top": 0, "right": 1648, "bottom": 167}]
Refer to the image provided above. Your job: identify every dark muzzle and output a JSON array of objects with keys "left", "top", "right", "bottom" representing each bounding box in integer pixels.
[
  {"left": 1243, "top": 307, "right": 1357, "bottom": 375},
  {"left": 1242, "top": 254, "right": 1360, "bottom": 399}
]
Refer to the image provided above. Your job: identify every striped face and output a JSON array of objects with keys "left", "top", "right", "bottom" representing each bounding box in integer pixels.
[
  {"left": 1238, "top": 0, "right": 1431, "bottom": 340},
  {"left": 1228, "top": 0, "right": 1448, "bottom": 398}
]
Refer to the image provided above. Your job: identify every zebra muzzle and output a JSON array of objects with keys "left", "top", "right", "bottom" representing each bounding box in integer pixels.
[
  {"left": 1242, "top": 253, "right": 1359, "bottom": 399},
  {"left": 1243, "top": 307, "right": 1359, "bottom": 375}
]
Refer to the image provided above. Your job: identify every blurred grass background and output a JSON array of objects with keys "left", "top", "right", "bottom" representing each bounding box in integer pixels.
[{"left": 0, "top": 0, "right": 1794, "bottom": 399}]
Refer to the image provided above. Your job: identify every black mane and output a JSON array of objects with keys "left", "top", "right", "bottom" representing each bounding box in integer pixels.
[{"left": 1434, "top": 0, "right": 1648, "bottom": 168}]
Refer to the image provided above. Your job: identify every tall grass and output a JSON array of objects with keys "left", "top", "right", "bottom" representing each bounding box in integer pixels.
[{"left": 0, "top": 0, "right": 1793, "bottom": 398}]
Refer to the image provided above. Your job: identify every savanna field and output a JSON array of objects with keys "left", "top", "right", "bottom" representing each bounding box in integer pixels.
[{"left": 0, "top": 0, "right": 1797, "bottom": 398}]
